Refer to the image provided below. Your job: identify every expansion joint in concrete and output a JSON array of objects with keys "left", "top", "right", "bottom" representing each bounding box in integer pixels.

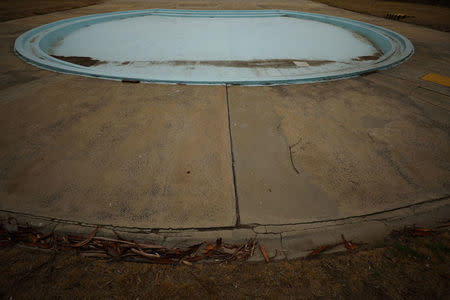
[{"left": 225, "top": 84, "right": 240, "bottom": 226}]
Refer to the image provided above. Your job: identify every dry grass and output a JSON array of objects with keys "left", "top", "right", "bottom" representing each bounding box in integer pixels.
[
  {"left": 313, "top": 0, "right": 450, "bottom": 31},
  {"left": 0, "top": 230, "right": 449, "bottom": 299},
  {"left": 0, "top": 0, "right": 103, "bottom": 22}
]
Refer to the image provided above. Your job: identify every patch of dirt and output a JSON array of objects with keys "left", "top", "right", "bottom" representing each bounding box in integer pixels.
[
  {"left": 0, "top": 226, "right": 449, "bottom": 299},
  {"left": 52, "top": 55, "right": 106, "bottom": 67},
  {"left": 0, "top": 0, "right": 104, "bottom": 22},
  {"left": 313, "top": 0, "right": 450, "bottom": 32}
]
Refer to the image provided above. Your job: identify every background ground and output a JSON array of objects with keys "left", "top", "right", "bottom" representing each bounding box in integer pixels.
[
  {"left": 314, "top": 0, "right": 450, "bottom": 31},
  {"left": 0, "top": 0, "right": 103, "bottom": 22},
  {"left": 1, "top": 0, "right": 450, "bottom": 31},
  {"left": 0, "top": 229, "right": 449, "bottom": 299}
]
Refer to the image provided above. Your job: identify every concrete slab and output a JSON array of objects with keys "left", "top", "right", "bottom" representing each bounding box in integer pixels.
[
  {"left": 0, "top": 76, "right": 236, "bottom": 228},
  {"left": 225, "top": 0, "right": 450, "bottom": 225},
  {"left": 229, "top": 72, "right": 449, "bottom": 225},
  {"left": 228, "top": 86, "right": 338, "bottom": 224}
]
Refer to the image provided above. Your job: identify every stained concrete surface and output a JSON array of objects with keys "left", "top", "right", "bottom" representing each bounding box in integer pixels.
[
  {"left": 230, "top": 74, "right": 449, "bottom": 225},
  {"left": 0, "top": 78, "right": 235, "bottom": 228},
  {"left": 0, "top": 0, "right": 449, "bottom": 235}
]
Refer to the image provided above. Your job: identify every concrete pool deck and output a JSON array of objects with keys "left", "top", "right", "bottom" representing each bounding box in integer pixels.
[{"left": 0, "top": 0, "right": 449, "bottom": 259}]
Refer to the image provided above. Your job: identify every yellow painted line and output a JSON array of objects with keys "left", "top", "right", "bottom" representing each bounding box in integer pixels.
[{"left": 422, "top": 73, "right": 450, "bottom": 87}]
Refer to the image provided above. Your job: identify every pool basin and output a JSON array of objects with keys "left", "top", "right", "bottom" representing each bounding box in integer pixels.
[{"left": 15, "top": 9, "right": 414, "bottom": 85}]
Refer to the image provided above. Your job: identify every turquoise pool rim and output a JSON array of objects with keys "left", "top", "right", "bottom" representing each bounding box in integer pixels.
[{"left": 14, "top": 9, "right": 414, "bottom": 85}]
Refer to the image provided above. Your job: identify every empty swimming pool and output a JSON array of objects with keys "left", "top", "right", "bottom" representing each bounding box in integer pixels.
[{"left": 15, "top": 9, "right": 414, "bottom": 85}]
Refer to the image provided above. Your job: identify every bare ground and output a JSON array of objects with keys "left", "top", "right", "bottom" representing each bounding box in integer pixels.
[
  {"left": 0, "top": 229, "right": 449, "bottom": 299},
  {"left": 0, "top": 0, "right": 103, "bottom": 22},
  {"left": 2, "top": 0, "right": 450, "bottom": 32},
  {"left": 313, "top": 0, "right": 450, "bottom": 31}
]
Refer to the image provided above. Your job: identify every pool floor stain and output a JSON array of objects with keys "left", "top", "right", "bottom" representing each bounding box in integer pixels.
[
  {"left": 52, "top": 55, "right": 106, "bottom": 67},
  {"left": 52, "top": 56, "right": 338, "bottom": 68}
]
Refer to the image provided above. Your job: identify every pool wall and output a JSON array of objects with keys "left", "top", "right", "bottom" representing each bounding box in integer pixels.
[{"left": 15, "top": 9, "right": 414, "bottom": 85}]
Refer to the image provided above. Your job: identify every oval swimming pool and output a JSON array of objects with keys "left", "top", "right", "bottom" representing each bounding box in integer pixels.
[{"left": 15, "top": 9, "right": 414, "bottom": 85}]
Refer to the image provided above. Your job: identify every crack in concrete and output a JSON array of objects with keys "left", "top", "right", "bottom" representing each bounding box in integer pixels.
[
  {"left": 288, "top": 145, "right": 300, "bottom": 174},
  {"left": 1, "top": 195, "right": 448, "bottom": 234},
  {"left": 225, "top": 84, "right": 241, "bottom": 226},
  {"left": 243, "top": 195, "right": 450, "bottom": 228},
  {"left": 418, "top": 85, "right": 450, "bottom": 98},
  {"left": 374, "top": 141, "right": 419, "bottom": 188},
  {"left": 288, "top": 139, "right": 302, "bottom": 174}
]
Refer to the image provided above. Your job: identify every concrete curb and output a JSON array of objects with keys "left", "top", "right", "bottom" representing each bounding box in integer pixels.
[{"left": 2, "top": 196, "right": 448, "bottom": 261}]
